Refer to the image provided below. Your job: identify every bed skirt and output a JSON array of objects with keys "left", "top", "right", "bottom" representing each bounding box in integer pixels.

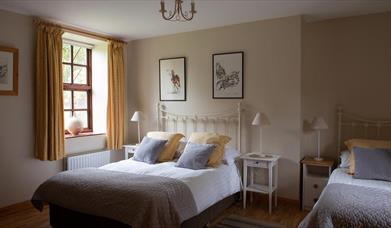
[{"left": 50, "top": 193, "right": 240, "bottom": 228}]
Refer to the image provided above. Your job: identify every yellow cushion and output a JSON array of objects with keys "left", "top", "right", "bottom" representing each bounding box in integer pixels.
[
  {"left": 188, "top": 132, "right": 231, "bottom": 167},
  {"left": 344, "top": 139, "right": 391, "bottom": 174},
  {"left": 147, "top": 131, "right": 184, "bottom": 162}
]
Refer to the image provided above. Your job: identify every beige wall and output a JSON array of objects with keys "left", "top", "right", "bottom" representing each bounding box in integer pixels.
[
  {"left": 0, "top": 10, "right": 111, "bottom": 208},
  {"left": 128, "top": 16, "right": 302, "bottom": 200},
  {"left": 302, "top": 12, "right": 391, "bottom": 159},
  {"left": 0, "top": 10, "right": 63, "bottom": 207}
]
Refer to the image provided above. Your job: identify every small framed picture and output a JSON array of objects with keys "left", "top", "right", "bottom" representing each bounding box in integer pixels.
[
  {"left": 212, "top": 52, "right": 243, "bottom": 99},
  {"left": 159, "top": 57, "right": 186, "bottom": 101},
  {"left": 0, "top": 46, "right": 18, "bottom": 96}
]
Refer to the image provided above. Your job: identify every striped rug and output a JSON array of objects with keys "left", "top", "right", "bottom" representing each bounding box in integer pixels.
[{"left": 214, "top": 214, "right": 284, "bottom": 228}]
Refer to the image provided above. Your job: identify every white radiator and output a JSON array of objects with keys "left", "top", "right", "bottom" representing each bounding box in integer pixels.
[{"left": 66, "top": 150, "right": 111, "bottom": 170}]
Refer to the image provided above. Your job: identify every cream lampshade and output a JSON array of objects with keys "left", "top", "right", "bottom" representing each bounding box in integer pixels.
[
  {"left": 311, "top": 117, "right": 328, "bottom": 161},
  {"left": 252, "top": 113, "right": 261, "bottom": 125},
  {"left": 252, "top": 112, "right": 271, "bottom": 153},
  {"left": 131, "top": 111, "right": 141, "bottom": 143}
]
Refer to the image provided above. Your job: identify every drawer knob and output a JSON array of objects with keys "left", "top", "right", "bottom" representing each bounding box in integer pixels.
[{"left": 313, "top": 184, "right": 318, "bottom": 189}]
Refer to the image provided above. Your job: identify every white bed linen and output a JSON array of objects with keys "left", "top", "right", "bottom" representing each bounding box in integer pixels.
[
  {"left": 100, "top": 159, "right": 241, "bottom": 213},
  {"left": 329, "top": 168, "right": 391, "bottom": 191}
]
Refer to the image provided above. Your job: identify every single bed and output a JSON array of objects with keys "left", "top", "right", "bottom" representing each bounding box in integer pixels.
[
  {"left": 32, "top": 103, "right": 244, "bottom": 228},
  {"left": 299, "top": 107, "right": 391, "bottom": 228}
]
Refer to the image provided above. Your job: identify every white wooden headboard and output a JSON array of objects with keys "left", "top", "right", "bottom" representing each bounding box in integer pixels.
[
  {"left": 157, "top": 102, "right": 243, "bottom": 152},
  {"left": 337, "top": 106, "right": 391, "bottom": 153}
]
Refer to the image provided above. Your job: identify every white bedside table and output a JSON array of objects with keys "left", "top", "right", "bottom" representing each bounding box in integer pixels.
[
  {"left": 241, "top": 152, "right": 280, "bottom": 214},
  {"left": 123, "top": 144, "right": 138, "bottom": 159},
  {"left": 301, "top": 157, "right": 334, "bottom": 210}
]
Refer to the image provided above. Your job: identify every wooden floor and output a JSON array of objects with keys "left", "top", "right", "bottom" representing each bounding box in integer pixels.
[
  {"left": 0, "top": 196, "right": 307, "bottom": 228},
  {"left": 0, "top": 201, "right": 49, "bottom": 228},
  {"left": 211, "top": 196, "right": 308, "bottom": 228}
]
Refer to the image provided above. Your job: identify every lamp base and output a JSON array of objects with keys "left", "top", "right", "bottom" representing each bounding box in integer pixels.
[{"left": 314, "top": 157, "right": 324, "bottom": 161}]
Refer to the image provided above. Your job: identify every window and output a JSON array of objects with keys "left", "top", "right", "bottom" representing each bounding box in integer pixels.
[{"left": 62, "top": 43, "right": 92, "bottom": 133}]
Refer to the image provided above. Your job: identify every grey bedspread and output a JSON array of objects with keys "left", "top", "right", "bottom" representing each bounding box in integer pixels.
[
  {"left": 299, "top": 183, "right": 391, "bottom": 228},
  {"left": 31, "top": 168, "right": 197, "bottom": 228}
]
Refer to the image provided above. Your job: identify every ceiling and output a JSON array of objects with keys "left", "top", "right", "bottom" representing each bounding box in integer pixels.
[{"left": 1, "top": 0, "right": 391, "bottom": 41}]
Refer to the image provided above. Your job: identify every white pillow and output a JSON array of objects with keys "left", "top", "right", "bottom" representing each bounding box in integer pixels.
[
  {"left": 223, "top": 147, "right": 240, "bottom": 165},
  {"left": 339, "top": 150, "right": 351, "bottom": 168}
]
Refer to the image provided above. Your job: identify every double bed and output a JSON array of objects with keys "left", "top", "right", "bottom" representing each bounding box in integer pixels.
[
  {"left": 102, "top": 159, "right": 241, "bottom": 215},
  {"left": 300, "top": 107, "right": 391, "bottom": 227},
  {"left": 32, "top": 103, "right": 244, "bottom": 228}
]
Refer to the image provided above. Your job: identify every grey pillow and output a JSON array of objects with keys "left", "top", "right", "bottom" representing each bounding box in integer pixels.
[
  {"left": 133, "top": 137, "right": 167, "bottom": 164},
  {"left": 177, "top": 142, "right": 215, "bottom": 170},
  {"left": 353, "top": 147, "right": 391, "bottom": 182}
]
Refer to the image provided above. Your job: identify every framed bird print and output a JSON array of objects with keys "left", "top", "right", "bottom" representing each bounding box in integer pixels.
[
  {"left": 0, "top": 46, "right": 18, "bottom": 96},
  {"left": 212, "top": 52, "right": 243, "bottom": 99},
  {"left": 159, "top": 57, "right": 186, "bottom": 101}
]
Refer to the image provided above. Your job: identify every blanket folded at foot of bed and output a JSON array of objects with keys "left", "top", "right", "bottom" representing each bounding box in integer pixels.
[
  {"left": 31, "top": 168, "right": 197, "bottom": 228},
  {"left": 299, "top": 183, "right": 391, "bottom": 228}
]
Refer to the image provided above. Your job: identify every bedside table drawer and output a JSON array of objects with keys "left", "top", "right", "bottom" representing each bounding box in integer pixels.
[
  {"left": 305, "top": 177, "right": 327, "bottom": 193},
  {"left": 123, "top": 145, "right": 138, "bottom": 159},
  {"left": 246, "top": 160, "right": 268, "bottom": 168},
  {"left": 303, "top": 177, "right": 327, "bottom": 208},
  {"left": 125, "top": 147, "right": 137, "bottom": 153}
]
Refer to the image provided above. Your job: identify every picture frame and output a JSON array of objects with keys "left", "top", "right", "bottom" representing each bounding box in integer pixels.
[
  {"left": 212, "top": 51, "right": 244, "bottom": 99},
  {"left": 159, "top": 57, "right": 186, "bottom": 101},
  {"left": 0, "top": 46, "right": 18, "bottom": 96}
]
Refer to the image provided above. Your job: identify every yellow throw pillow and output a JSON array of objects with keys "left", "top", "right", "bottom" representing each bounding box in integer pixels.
[
  {"left": 147, "top": 131, "right": 184, "bottom": 162},
  {"left": 188, "top": 132, "right": 231, "bottom": 167},
  {"left": 344, "top": 139, "right": 391, "bottom": 174}
]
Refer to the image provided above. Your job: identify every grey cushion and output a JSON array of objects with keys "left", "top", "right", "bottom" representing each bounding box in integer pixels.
[
  {"left": 177, "top": 142, "right": 215, "bottom": 170},
  {"left": 353, "top": 147, "right": 391, "bottom": 181},
  {"left": 133, "top": 137, "right": 167, "bottom": 164}
]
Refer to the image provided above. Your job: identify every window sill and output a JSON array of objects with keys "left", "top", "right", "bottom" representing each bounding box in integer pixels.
[{"left": 65, "top": 132, "right": 106, "bottom": 139}]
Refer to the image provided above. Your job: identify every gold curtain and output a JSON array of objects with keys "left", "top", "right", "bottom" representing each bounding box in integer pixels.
[
  {"left": 107, "top": 40, "right": 125, "bottom": 150},
  {"left": 35, "top": 22, "right": 65, "bottom": 161}
]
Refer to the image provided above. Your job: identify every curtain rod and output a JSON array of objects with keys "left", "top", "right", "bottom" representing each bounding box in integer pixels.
[
  {"left": 33, "top": 18, "right": 126, "bottom": 43},
  {"left": 63, "top": 38, "right": 95, "bottom": 49}
]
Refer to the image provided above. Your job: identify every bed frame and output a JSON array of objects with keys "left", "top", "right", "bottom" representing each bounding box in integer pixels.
[
  {"left": 157, "top": 102, "right": 243, "bottom": 152},
  {"left": 337, "top": 106, "right": 391, "bottom": 154},
  {"left": 50, "top": 102, "right": 244, "bottom": 228}
]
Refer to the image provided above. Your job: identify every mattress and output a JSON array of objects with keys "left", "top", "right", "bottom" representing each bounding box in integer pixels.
[
  {"left": 100, "top": 159, "right": 241, "bottom": 213},
  {"left": 328, "top": 168, "right": 391, "bottom": 191}
]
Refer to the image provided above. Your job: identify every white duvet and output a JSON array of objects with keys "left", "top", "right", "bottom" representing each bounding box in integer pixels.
[{"left": 100, "top": 159, "right": 241, "bottom": 213}]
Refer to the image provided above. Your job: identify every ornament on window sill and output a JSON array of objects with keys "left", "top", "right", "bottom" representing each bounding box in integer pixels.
[{"left": 67, "top": 116, "right": 83, "bottom": 136}]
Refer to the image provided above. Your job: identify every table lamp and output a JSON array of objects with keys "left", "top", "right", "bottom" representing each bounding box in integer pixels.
[
  {"left": 252, "top": 112, "right": 271, "bottom": 153},
  {"left": 311, "top": 116, "right": 328, "bottom": 161},
  {"left": 131, "top": 111, "right": 141, "bottom": 144}
]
